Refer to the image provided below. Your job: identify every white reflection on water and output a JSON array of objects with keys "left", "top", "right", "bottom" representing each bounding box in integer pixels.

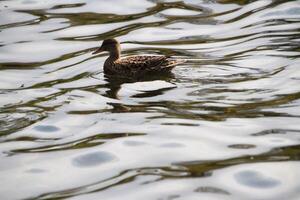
[{"left": 63, "top": 162, "right": 300, "bottom": 200}]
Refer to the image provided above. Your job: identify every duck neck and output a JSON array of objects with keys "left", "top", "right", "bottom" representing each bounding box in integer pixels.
[
  {"left": 104, "top": 44, "right": 121, "bottom": 73},
  {"left": 107, "top": 46, "right": 121, "bottom": 62}
]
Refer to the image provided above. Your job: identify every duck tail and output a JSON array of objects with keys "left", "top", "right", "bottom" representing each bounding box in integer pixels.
[{"left": 164, "top": 59, "right": 187, "bottom": 68}]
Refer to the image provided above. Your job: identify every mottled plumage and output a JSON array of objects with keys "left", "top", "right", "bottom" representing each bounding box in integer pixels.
[{"left": 92, "top": 39, "right": 185, "bottom": 76}]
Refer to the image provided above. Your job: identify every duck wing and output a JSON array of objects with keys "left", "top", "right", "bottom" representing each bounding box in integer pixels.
[
  {"left": 115, "top": 55, "right": 181, "bottom": 72},
  {"left": 108, "top": 55, "right": 186, "bottom": 76},
  {"left": 118, "top": 55, "right": 166, "bottom": 67}
]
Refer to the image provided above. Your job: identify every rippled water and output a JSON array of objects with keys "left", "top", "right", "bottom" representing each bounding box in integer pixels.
[{"left": 1, "top": 0, "right": 300, "bottom": 199}]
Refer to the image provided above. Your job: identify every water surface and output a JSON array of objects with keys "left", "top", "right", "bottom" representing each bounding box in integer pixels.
[{"left": 1, "top": 0, "right": 300, "bottom": 199}]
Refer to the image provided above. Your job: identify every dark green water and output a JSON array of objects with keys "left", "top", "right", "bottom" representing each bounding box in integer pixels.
[{"left": 1, "top": 0, "right": 300, "bottom": 199}]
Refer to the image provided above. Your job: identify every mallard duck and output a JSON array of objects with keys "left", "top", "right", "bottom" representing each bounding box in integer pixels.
[{"left": 92, "top": 39, "right": 185, "bottom": 76}]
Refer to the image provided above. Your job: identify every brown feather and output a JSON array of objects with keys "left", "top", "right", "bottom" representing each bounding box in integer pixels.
[{"left": 93, "top": 39, "right": 186, "bottom": 76}]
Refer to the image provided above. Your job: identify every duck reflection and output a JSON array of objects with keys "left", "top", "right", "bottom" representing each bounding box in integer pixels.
[
  {"left": 104, "top": 72, "right": 175, "bottom": 99},
  {"left": 103, "top": 73, "right": 176, "bottom": 112}
]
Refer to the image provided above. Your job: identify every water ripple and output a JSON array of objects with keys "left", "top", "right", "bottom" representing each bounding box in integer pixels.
[{"left": 0, "top": 0, "right": 300, "bottom": 199}]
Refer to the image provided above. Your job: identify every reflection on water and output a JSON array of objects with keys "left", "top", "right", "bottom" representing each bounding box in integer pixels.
[
  {"left": 234, "top": 170, "right": 280, "bottom": 188},
  {"left": 72, "top": 151, "right": 117, "bottom": 167},
  {"left": 0, "top": 0, "right": 300, "bottom": 199}
]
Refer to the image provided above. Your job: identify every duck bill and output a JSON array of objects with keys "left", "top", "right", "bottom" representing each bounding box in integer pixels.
[{"left": 92, "top": 47, "right": 103, "bottom": 55}]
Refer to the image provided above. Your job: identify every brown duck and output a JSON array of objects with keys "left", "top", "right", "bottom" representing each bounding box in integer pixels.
[{"left": 92, "top": 39, "right": 185, "bottom": 76}]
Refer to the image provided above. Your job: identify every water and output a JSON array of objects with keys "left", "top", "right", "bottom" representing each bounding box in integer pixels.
[{"left": 1, "top": 0, "right": 300, "bottom": 199}]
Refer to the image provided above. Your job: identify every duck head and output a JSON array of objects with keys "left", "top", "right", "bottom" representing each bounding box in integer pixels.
[{"left": 93, "top": 38, "right": 121, "bottom": 55}]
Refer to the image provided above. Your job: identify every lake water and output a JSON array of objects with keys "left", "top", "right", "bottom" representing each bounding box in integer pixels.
[{"left": 1, "top": 0, "right": 300, "bottom": 199}]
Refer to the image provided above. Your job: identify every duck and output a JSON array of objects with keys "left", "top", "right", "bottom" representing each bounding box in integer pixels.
[{"left": 92, "top": 38, "right": 185, "bottom": 77}]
